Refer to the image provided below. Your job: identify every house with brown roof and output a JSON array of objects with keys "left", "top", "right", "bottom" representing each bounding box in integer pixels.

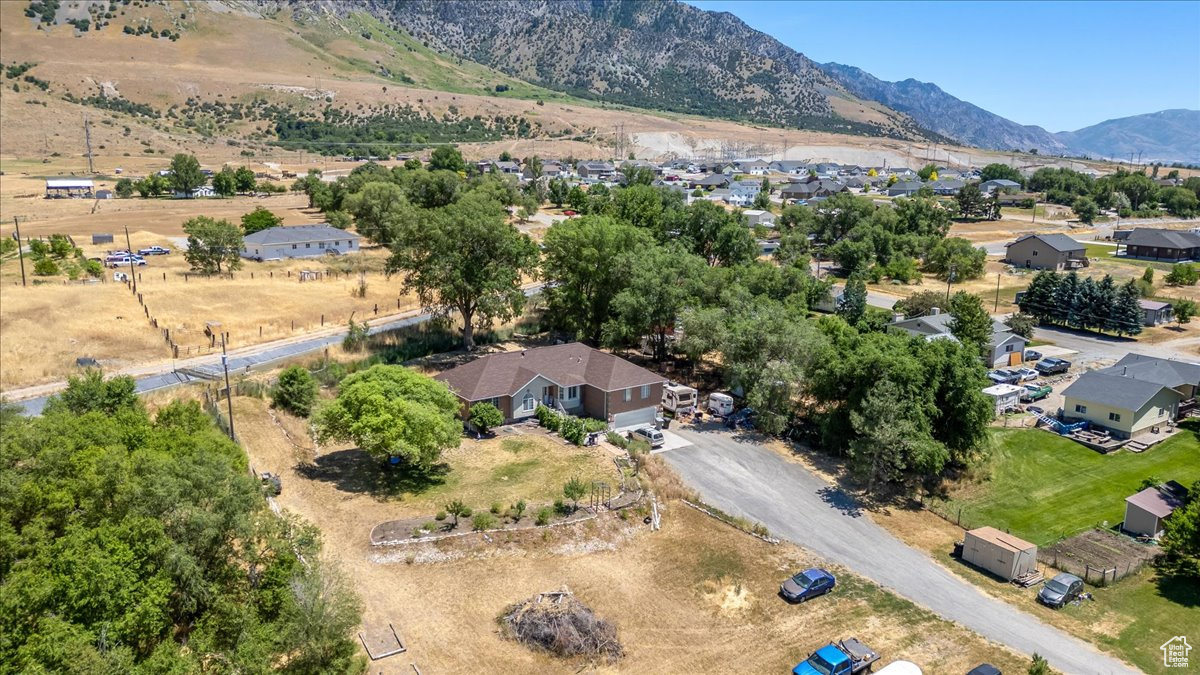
[{"left": 434, "top": 343, "right": 665, "bottom": 428}]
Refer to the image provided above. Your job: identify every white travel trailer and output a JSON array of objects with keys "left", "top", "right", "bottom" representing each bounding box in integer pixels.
[{"left": 662, "top": 383, "right": 698, "bottom": 415}]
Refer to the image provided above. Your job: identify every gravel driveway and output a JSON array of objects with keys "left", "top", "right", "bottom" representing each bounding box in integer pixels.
[{"left": 663, "top": 427, "right": 1139, "bottom": 675}]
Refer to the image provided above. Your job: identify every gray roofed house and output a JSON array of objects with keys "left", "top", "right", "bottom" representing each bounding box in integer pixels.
[
  {"left": 1121, "top": 228, "right": 1200, "bottom": 262},
  {"left": 691, "top": 173, "right": 732, "bottom": 189},
  {"left": 887, "top": 180, "right": 925, "bottom": 197},
  {"left": 1061, "top": 354, "right": 1200, "bottom": 439},
  {"left": 1004, "top": 233, "right": 1087, "bottom": 270},
  {"left": 889, "top": 310, "right": 1026, "bottom": 367},
  {"left": 578, "top": 161, "right": 617, "bottom": 178},
  {"left": 769, "top": 160, "right": 809, "bottom": 174},
  {"left": 929, "top": 178, "right": 966, "bottom": 195},
  {"left": 434, "top": 343, "right": 664, "bottom": 428},
  {"left": 980, "top": 179, "right": 1022, "bottom": 193},
  {"left": 1139, "top": 299, "right": 1175, "bottom": 326},
  {"left": 240, "top": 224, "right": 361, "bottom": 260}
]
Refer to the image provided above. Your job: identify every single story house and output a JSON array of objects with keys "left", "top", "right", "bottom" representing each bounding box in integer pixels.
[
  {"left": 734, "top": 159, "right": 769, "bottom": 175},
  {"left": 812, "top": 284, "right": 845, "bottom": 313},
  {"left": 174, "top": 185, "right": 216, "bottom": 199},
  {"left": 95, "top": 189, "right": 114, "bottom": 200},
  {"left": 888, "top": 309, "right": 1026, "bottom": 367},
  {"left": 983, "top": 384, "right": 1022, "bottom": 416},
  {"left": 690, "top": 173, "right": 731, "bottom": 190},
  {"left": 887, "top": 180, "right": 925, "bottom": 197},
  {"left": 1121, "top": 228, "right": 1200, "bottom": 262},
  {"left": 434, "top": 343, "right": 665, "bottom": 429},
  {"left": 1123, "top": 482, "right": 1188, "bottom": 537},
  {"left": 240, "top": 224, "right": 361, "bottom": 260},
  {"left": 929, "top": 178, "right": 966, "bottom": 195},
  {"left": 1140, "top": 299, "right": 1175, "bottom": 326},
  {"left": 1005, "top": 233, "right": 1087, "bottom": 271},
  {"left": 768, "top": 160, "right": 809, "bottom": 175},
  {"left": 979, "top": 179, "right": 1022, "bottom": 194},
  {"left": 961, "top": 526, "right": 1037, "bottom": 582},
  {"left": 478, "top": 160, "right": 522, "bottom": 174},
  {"left": 743, "top": 209, "right": 776, "bottom": 228},
  {"left": 1060, "top": 354, "right": 1200, "bottom": 439},
  {"left": 45, "top": 178, "right": 95, "bottom": 198},
  {"left": 523, "top": 160, "right": 565, "bottom": 179}
]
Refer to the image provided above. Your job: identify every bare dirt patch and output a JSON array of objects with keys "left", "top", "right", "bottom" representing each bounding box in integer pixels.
[{"left": 1040, "top": 529, "right": 1159, "bottom": 583}]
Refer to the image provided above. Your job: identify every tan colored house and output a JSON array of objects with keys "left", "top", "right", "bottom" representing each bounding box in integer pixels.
[
  {"left": 1004, "top": 233, "right": 1087, "bottom": 270},
  {"left": 961, "top": 526, "right": 1038, "bottom": 581},
  {"left": 434, "top": 343, "right": 664, "bottom": 429},
  {"left": 1060, "top": 354, "right": 1200, "bottom": 439}
]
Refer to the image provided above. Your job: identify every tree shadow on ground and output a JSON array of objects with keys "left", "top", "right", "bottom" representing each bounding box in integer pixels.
[
  {"left": 296, "top": 448, "right": 450, "bottom": 499},
  {"left": 817, "top": 485, "right": 863, "bottom": 518},
  {"left": 1153, "top": 570, "right": 1200, "bottom": 608}
]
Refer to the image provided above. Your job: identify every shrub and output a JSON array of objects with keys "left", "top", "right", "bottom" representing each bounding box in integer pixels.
[
  {"left": 472, "top": 512, "right": 497, "bottom": 531},
  {"left": 560, "top": 416, "right": 586, "bottom": 445},
  {"left": 460, "top": 506, "right": 473, "bottom": 518},
  {"left": 605, "top": 431, "right": 627, "bottom": 448},
  {"left": 535, "top": 506, "right": 553, "bottom": 526},
  {"left": 470, "top": 401, "right": 503, "bottom": 433},
  {"left": 553, "top": 499, "right": 569, "bottom": 516},
  {"left": 343, "top": 318, "right": 370, "bottom": 351},
  {"left": 510, "top": 499, "right": 527, "bottom": 522},
  {"left": 421, "top": 521, "right": 438, "bottom": 532},
  {"left": 445, "top": 499, "right": 470, "bottom": 527},
  {"left": 33, "top": 258, "right": 59, "bottom": 276},
  {"left": 490, "top": 502, "right": 503, "bottom": 515},
  {"left": 434, "top": 510, "right": 447, "bottom": 521},
  {"left": 1165, "top": 263, "right": 1199, "bottom": 286},
  {"left": 563, "top": 477, "right": 587, "bottom": 511},
  {"left": 582, "top": 418, "right": 608, "bottom": 433},
  {"left": 271, "top": 365, "right": 318, "bottom": 417}
]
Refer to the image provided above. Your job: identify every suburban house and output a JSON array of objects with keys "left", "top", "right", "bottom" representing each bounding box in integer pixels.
[
  {"left": 240, "top": 225, "right": 361, "bottom": 260},
  {"left": 812, "top": 284, "right": 845, "bottom": 313},
  {"left": 929, "top": 178, "right": 966, "bottom": 195},
  {"left": 743, "top": 209, "right": 776, "bottom": 228},
  {"left": 477, "top": 160, "right": 522, "bottom": 174},
  {"left": 690, "top": 173, "right": 731, "bottom": 190},
  {"left": 523, "top": 160, "right": 565, "bottom": 179},
  {"left": 886, "top": 180, "right": 924, "bottom": 197},
  {"left": 1004, "top": 233, "right": 1087, "bottom": 270},
  {"left": 1120, "top": 228, "right": 1200, "bottom": 262},
  {"left": 780, "top": 179, "right": 846, "bottom": 202},
  {"left": 1140, "top": 299, "right": 1175, "bottom": 326},
  {"left": 174, "top": 185, "right": 215, "bottom": 199},
  {"left": 734, "top": 159, "right": 770, "bottom": 175},
  {"left": 577, "top": 161, "right": 617, "bottom": 179},
  {"left": 979, "top": 179, "right": 1022, "bottom": 193},
  {"left": 888, "top": 309, "right": 1027, "bottom": 367},
  {"left": 768, "top": 160, "right": 809, "bottom": 175},
  {"left": 1123, "top": 481, "right": 1188, "bottom": 538},
  {"left": 434, "top": 343, "right": 665, "bottom": 429},
  {"left": 1060, "top": 354, "right": 1200, "bottom": 439}
]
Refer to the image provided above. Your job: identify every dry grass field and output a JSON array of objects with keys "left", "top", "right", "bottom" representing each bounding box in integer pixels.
[{"left": 232, "top": 396, "right": 1028, "bottom": 673}]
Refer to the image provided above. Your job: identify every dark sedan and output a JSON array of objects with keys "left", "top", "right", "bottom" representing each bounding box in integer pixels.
[{"left": 780, "top": 568, "right": 836, "bottom": 603}]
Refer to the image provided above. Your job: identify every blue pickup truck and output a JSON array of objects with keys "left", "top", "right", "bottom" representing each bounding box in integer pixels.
[{"left": 793, "top": 638, "right": 880, "bottom": 675}]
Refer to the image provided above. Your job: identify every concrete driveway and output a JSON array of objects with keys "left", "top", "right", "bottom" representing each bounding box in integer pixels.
[{"left": 662, "top": 427, "right": 1138, "bottom": 675}]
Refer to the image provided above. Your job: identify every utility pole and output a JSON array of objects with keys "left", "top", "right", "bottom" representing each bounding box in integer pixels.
[
  {"left": 994, "top": 273, "right": 1002, "bottom": 312},
  {"left": 83, "top": 114, "right": 94, "bottom": 174},
  {"left": 124, "top": 225, "right": 137, "bottom": 293},
  {"left": 13, "top": 217, "right": 27, "bottom": 287},
  {"left": 221, "top": 333, "right": 236, "bottom": 442},
  {"left": 945, "top": 264, "right": 956, "bottom": 303}
]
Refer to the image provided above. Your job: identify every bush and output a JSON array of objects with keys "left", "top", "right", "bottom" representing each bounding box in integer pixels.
[
  {"left": 343, "top": 318, "right": 370, "bottom": 351},
  {"left": 582, "top": 418, "right": 608, "bottom": 433},
  {"left": 33, "top": 258, "right": 59, "bottom": 276},
  {"left": 553, "top": 499, "right": 570, "bottom": 516},
  {"left": 434, "top": 510, "right": 447, "bottom": 521},
  {"left": 421, "top": 521, "right": 438, "bottom": 532},
  {"left": 510, "top": 499, "right": 527, "bottom": 522},
  {"left": 560, "top": 416, "right": 586, "bottom": 445},
  {"left": 1165, "top": 263, "right": 1199, "bottom": 286},
  {"left": 490, "top": 502, "right": 503, "bottom": 515},
  {"left": 535, "top": 506, "right": 553, "bottom": 526},
  {"left": 472, "top": 512, "right": 497, "bottom": 531},
  {"left": 469, "top": 401, "right": 504, "bottom": 433},
  {"left": 606, "top": 431, "right": 627, "bottom": 448},
  {"left": 271, "top": 365, "right": 318, "bottom": 417},
  {"left": 460, "top": 506, "right": 473, "bottom": 518}
]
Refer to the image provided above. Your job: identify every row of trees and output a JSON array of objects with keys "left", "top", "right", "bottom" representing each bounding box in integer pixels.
[
  {"left": 1029, "top": 166, "right": 1200, "bottom": 218},
  {"left": 0, "top": 374, "right": 361, "bottom": 672},
  {"left": 115, "top": 154, "right": 264, "bottom": 198},
  {"left": 1018, "top": 270, "right": 1144, "bottom": 335}
]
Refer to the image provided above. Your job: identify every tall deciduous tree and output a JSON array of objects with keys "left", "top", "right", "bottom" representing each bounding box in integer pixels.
[
  {"left": 542, "top": 216, "right": 653, "bottom": 344},
  {"left": 428, "top": 146, "right": 466, "bottom": 173},
  {"left": 234, "top": 165, "right": 257, "bottom": 194},
  {"left": 315, "top": 365, "right": 461, "bottom": 469},
  {"left": 343, "top": 181, "right": 414, "bottom": 245},
  {"left": 849, "top": 378, "right": 947, "bottom": 493},
  {"left": 168, "top": 153, "right": 205, "bottom": 194},
  {"left": 601, "top": 244, "right": 707, "bottom": 360},
  {"left": 240, "top": 206, "right": 282, "bottom": 235},
  {"left": 182, "top": 216, "right": 243, "bottom": 274},
  {"left": 677, "top": 200, "right": 756, "bottom": 266},
  {"left": 387, "top": 193, "right": 538, "bottom": 350},
  {"left": 211, "top": 167, "right": 237, "bottom": 197}
]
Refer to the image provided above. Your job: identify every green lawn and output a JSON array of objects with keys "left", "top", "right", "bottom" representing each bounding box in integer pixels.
[
  {"left": 1085, "top": 242, "right": 1177, "bottom": 271},
  {"left": 946, "top": 423, "right": 1200, "bottom": 545}
]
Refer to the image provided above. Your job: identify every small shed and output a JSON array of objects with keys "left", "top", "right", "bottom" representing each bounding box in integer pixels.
[
  {"left": 1123, "top": 482, "right": 1187, "bottom": 537},
  {"left": 962, "top": 526, "right": 1037, "bottom": 581},
  {"left": 982, "top": 384, "right": 1022, "bottom": 416},
  {"left": 96, "top": 189, "right": 114, "bottom": 200},
  {"left": 92, "top": 233, "right": 115, "bottom": 245}
]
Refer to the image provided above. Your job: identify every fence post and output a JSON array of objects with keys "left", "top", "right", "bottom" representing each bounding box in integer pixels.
[
  {"left": 163, "top": 272, "right": 166, "bottom": 281},
  {"left": 321, "top": 314, "right": 324, "bottom": 326}
]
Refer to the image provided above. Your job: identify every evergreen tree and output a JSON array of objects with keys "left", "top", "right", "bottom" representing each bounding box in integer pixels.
[
  {"left": 1077, "top": 276, "right": 1098, "bottom": 330},
  {"left": 1114, "top": 280, "right": 1144, "bottom": 336},
  {"left": 837, "top": 277, "right": 867, "bottom": 325},
  {"left": 1018, "top": 271, "right": 1060, "bottom": 324},
  {"left": 1052, "top": 271, "right": 1082, "bottom": 327},
  {"left": 1092, "top": 274, "right": 1118, "bottom": 333}
]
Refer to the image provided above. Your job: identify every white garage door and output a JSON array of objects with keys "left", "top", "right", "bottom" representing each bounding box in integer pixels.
[{"left": 612, "top": 407, "right": 657, "bottom": 430}]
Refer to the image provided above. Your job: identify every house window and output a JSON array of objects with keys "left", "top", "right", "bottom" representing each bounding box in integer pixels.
[
  {"left": 292, "top": 244, "right": 297, "bottom": 249},
  {"left": 1005, "top": 344, "right": 1014, "bottom": 352},
  {"left": 522, "top": 392, "right": 535, "bottom": 411},
  {"left": 640, "top": 384, "right": 650, "bottom": 400},
  {"left": 1074, "top": 404, "right": 1087, "bottom": 414},
  {"left": 1032, "top": 250, "right": 1038, "bottom": 256},
  {"left": 319, "top": 242, "right": 326, "bottom": 249},
  {"left": 305, "top": 243, "right": 311, "bottom": 248},
  {"left": 1108, "top": 412, "right": 1121, "bottom": 422},
  {"left": 566, "top": 386, "right": 578, "bottom": 400},
  {"left": 623, "top": 388, "right": 632, "bottom": 403}
]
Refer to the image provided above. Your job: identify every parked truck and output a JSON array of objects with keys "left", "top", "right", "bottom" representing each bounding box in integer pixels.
[
  {"left": 1020, "top": 384, "right": 1052, "bottom": 402},
  {"left": 793, "top": 638, "right": 880, "bottom": 675}
]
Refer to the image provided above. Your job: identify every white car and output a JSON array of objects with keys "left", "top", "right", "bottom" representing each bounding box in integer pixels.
[
  {"left": 1015, "top": 367, "right": 1039, "bottom": 382},
  {"left": 630, "top": 426, "right": 665, "bottom": 448}
]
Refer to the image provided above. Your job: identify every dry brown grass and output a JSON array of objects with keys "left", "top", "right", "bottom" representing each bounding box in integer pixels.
[{"left": 232, "top": 395, "right": 1028, "bottom": 673}]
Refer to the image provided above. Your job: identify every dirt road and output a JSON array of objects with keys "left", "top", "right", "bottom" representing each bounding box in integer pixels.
[{"left": 663, "top": 427, "right": 1139, "bottom": 675}]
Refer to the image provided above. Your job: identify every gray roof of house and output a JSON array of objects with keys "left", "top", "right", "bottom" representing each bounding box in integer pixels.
[
  {"left": 1126, "top": 485, "right": 1185, "bottom": 518},
  {"left": 1102, "top": 353, "right": 1200, "bottom": 389},
  {"left": 697, "top": 174, "right": 731, "bottom": 186},
  {"left": 930, "top": 179, "right": 966, "bottom": 189},
  {"left": 1061, "top": 371, "right": 1182, "bottom": 411},
  {"left": 982, "top": 179, "right": 1021, "bottom": 188},
  {"left": 990, "top": 331, "right": 1024, "bottom": 348},
  {"left": 242, "top": 224, "right": 359, "bottom": 246},
  {"left": 1125, "top": 228, "right": 1200, "bottom": 250},
  {"left": 1140, "top": 299, "right": 1172, "bottom": 311},
  {"left": 891, "top": 312, "right": 1009, "bottom": 338},
  {"left": 890, "top": 181, "right": 924, "bottom": 192},
  {"left": 1008, "top": 233, "right": 1086, "bottom": 253}
]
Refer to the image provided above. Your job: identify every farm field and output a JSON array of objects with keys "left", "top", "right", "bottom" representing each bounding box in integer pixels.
[
  {"left": 938, "top": 424, "right": 1200, "bottom": 545},
  {"left": 234, "top": 394, "right": 1028, "bottom": 674}
]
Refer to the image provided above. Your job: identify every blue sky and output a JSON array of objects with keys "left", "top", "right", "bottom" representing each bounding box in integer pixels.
[{"left": 688, "top": 1, "right": 1200, "bottom": 132}]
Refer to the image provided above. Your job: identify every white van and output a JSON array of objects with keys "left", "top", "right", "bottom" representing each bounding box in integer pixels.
[
  {"left": 707, "top": 392, "right": 734, "bottom": 417},
  {"left": 662, "top": 383, "right": 697, "bottom": 415},
  {"left": 875, "top": 661, "right": 922, "bottom": 675}
]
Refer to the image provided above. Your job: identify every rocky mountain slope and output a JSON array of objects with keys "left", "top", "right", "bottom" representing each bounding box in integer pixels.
[
  {"left": 1055, "top": 109, "right": 1200, "bottom": 164},
  {"left": 817, "top": 62, "right": 1069, "bottom": 154},
  {"left": 376, "top": 0, "right": 940, "bottom": 141}
]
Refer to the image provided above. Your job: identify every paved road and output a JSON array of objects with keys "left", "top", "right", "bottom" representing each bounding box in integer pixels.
[
  {"left": 664, "top": 428, "right": 1139, "bottom": 675},
  {"left": 1033, "top": 325, "right": 1198, "bottom": 367}
]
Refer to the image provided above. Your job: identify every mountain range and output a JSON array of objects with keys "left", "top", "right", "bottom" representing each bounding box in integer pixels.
[{"left": 367, "top": 0, "right": 1197, "bottom": 163}]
